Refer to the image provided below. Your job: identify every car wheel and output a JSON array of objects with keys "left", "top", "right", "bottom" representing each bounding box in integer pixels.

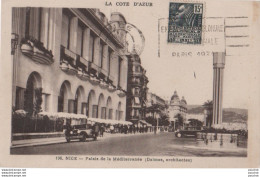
[{"left": 177, "top": 132, "right": 182, "bottom": 138}]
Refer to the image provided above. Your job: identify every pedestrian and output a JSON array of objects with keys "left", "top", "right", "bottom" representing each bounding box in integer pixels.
[
  {"left": 94, "top": 123, "right": 99, "bottom": 138},
  {"left": 65, "top": 119, "right": 72, "bottom": 137},
  {"left": 129, "top": 125, "right": 133, "bottom": 134},
  {"left": 110, "top": 124, "right": 114, "bottom": 134},
  {"left": 124, "top": 125, "right": 128, "bottom": 134},
  {"left": 100, "top": 124, "right": 104, "bottom": 137}
]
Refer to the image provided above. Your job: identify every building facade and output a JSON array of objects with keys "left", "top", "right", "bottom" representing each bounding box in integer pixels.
[
  {"left": 126, "top": 54, "right": 149, "bottom": 121},
  {"left": 146, "top": 92, "right": 167, "bottom": 120},
  {"left": 12, "top": 8, "right": 130, "bottom": 121},
  {"left": 168, "top": 91, "right": 187, "bottom": 124}
]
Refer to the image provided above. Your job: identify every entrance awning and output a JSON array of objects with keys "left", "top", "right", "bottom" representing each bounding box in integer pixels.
[{"left": 87, "top": 117, "right": 132, "bottom": 125}]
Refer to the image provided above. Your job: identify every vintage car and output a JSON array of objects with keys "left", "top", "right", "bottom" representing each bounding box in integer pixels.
[
  {"left": 64, "top": 123, "right": 97, "bottom": 142},
  {"left": 175, "top": 126, "right": 203, "bottom": 138}
]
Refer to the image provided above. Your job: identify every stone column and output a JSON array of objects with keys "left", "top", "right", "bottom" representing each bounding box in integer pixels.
[
  {"left": 12, "top": 8, "right": 21, "bottom": 108},
  {"left": 103, "top": 44, "right": 108, "bottom": 70},
  {"left": 93, "top": 37, "right": 100, "bottom": 66},
  {"left": 77, "top": 100, "right": 82, "bottom": 114},
  {"left": 40, "top": 8, "right": 49, "bottom": 48},
  {"left": 42, "top": 94, "right": 46, "bottom": 111},
  {"left": 48, "top": 8, "right": 55, "bottom": 51},
  {"left": 212, "top": 52, "right": 225, "bottom": 126},
  {"left": 69, "top": 17, "right": 78, "bottom": 53},
  {"left": 121, "top": 58, "right": 128, "bottom": 90},
  {"left": 82, "top": 28, "right": 90, "bottom": 60},
  {"left": 29, "top": 8, "right": 40, "bottom": 39}
]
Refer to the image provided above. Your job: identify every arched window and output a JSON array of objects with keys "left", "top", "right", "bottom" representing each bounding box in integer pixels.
[
  {"left": 88, "top": 90, "right": 97, "bottom": 118},
  {"left": 58, "top": 84, "right": 65, "bottom": 112},
  {"left": 58, "top": 81, "right": 72, "bottom": 113},
  {"left": 74, "top": 89, "right": 79, "bottom": 114},
  {"left": 98, "top": 94, "right": 105, "bottom": 119},
  {"left": 106, "top": 97, "right": 112, "bottom": 119},
  {"left": 24, "top": 72, "right": 42, "bottom": 116}
]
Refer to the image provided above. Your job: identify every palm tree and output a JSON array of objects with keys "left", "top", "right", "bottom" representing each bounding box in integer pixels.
[
  {"left": 146, "top": 103, "right": 168, "bottom": 126},
  {"left": 203, "top": 100, "right": 213, "bottom": 128}
]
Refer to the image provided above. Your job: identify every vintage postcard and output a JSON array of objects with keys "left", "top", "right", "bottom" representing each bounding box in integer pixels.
[{"left": 0, "top": 0, "right": 260, "bottom": 168}]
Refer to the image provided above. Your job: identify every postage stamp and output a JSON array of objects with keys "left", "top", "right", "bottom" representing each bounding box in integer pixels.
[{"left": 168, "top": 2, "right": 204, "bottom": 44}]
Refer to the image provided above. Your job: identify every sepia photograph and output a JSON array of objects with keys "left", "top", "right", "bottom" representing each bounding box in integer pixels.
[{"left": 1, "top": 0, "right": 260, "bottom": 168}]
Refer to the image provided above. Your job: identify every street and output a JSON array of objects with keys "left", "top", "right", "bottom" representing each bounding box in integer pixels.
[{"left": 11, "top": 132, "right": 247, "bottom": 157}]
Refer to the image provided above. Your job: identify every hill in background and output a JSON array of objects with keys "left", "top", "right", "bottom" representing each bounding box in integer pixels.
[{"left": 187, "top": 105, "right": 248, "bottom": 123}]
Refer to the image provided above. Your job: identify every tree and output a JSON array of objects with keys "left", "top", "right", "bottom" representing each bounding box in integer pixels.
[
  {"left": 203, "top": 100, "right": 213, "bottom": 128},
  {"left": 34, "top": 88, "right": 43, "bottom": 115},
  {"left": 145, "top": 103, "right": 168, "bottom": 126},
  {"left": 188, "top": 119, "right": 203, "bottom": 127},
  {"left": 34, "top": 88, "right": 43, "bottom": 131}
]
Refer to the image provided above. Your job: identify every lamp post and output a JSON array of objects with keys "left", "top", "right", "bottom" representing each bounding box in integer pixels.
[
  {"left": 11, "top": 33, "right": 19, "bottom": 107},
  {"left": 11, "top": 33, "right": 19, "bottom": 55},
  {"left": 156, "top": 113, "right": 159, "bottom": 133},
  {"left": 11, "top": 33, "right": 19, "bottom": 142}
]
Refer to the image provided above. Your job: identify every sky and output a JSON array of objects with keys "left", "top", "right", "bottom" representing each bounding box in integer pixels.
[{"left": 100, "top": 1, "right": 253, "bottom": 109}]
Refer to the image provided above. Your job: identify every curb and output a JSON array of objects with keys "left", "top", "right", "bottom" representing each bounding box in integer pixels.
[{"left": 11, "top": 132, "right": 156, "bottom": 148}]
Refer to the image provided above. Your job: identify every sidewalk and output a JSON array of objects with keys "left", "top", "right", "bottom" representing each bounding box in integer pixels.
[{"left": 11, "top": 131, "right": 155, "bottom": 148}]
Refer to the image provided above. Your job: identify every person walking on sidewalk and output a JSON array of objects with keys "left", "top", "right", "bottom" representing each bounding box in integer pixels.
[
  {"left": 65, "top": 119, "right": 72, "bottom": 137},
  {"left": 110, "top": 124, "right": 114, "bottom": 134},
  {"left": 93, "top": 123, "right": 99, "bottom": 138},
  {"left": 100, "top": 124, "right": 104, "bottom": 137}
]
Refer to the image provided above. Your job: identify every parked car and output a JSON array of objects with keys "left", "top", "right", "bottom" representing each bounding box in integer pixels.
[
  {"left": 64, "top": 123, "right": 97, "bottom": 142},
  {"left": 175, "top": 126, "right": 202, "bottom": 138}
]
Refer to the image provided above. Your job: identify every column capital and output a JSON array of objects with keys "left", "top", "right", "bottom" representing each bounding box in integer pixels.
[{"left": 213, "top": 52, "right": 225, "bottom": 68}]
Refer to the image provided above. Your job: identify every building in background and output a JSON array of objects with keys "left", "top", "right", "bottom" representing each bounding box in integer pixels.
[
  {"left": 146, "top": 92, "right": 167, "bottom": 119},
  {"left": 126, "top": 54, "right": 149, "bottom": 122},
  {"left": 12, "top": 8, "right": 130, "bottom": 129},
  {"left": 168, "top": 91, "right": 187, "bottom": 129}
]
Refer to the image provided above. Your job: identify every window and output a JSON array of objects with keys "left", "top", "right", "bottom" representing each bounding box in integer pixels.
[
  {"left": 108, "top": 49, "right": 112, "bottom": 75},
  {"left": 134, "top": 109, "right": 139, "bottom": 117},
  {"left": 92, "top": 105, "right": 98, "bottom": 118},
  {"left": 68, "top": 100, "right": 75, "bottom": 113},
  {"left": 109, "top": 109, "right": 113, "bottom": 119},
  {"left": 115, "top": 110, "right": 118, "bottom": 120},
  {"left": 132, "top": 88, "right": 140, "bottom": 95},
  {"left": 118, "top": 57, "right": 122, "bottom": 87},
  {"left": 99, "top": 41, "right": 104, "bottom": 68},
  {"left": 25, "top": 8, "right": 41, "bottom": 39},
  {"left": 134, "top": 88, "right": 140, "bottom": 95},
  {"left": 118, "top": 111, "right": 123, "bottom": 120},
  {"left": 76, "top": 22, "right": 84, "bottom": 56},
  {"left": 131, "top": 109, "right": 134, "bottom": 116},
  {"left": 101, "top": 107, "right": 106, "bottom": 119},
  {"left": 134, "top": 97, "right": 140, "bottom": 105},
  {"left": 25, "top": 7, "right": 54, "bottom": 46},
  {"left": 25, "top": 7, "right": 31, "bottom": 37},
  {"left": 135, "top": 66, "right": 140, "bottom": 72},
  {"left": 89, "top": 33, "right": 94, "bottom": 62},
  {"left": 136, "top": 78, "right": 140, "bottom": 84},
  {"left": 61, "top": 12, "right": 70, "bottom": 48}
]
